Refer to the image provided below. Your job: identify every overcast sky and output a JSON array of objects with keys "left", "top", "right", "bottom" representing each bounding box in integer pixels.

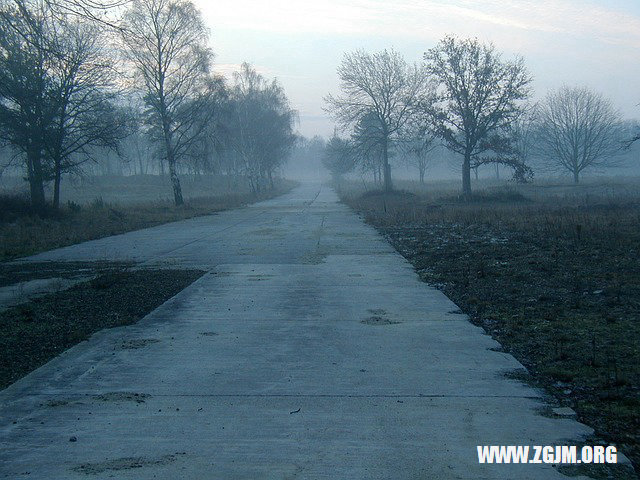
[{"left": 194, "top": 0, "right": 640, "bottom": 138}]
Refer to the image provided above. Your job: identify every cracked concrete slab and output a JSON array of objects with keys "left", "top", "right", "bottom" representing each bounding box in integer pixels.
[{"left": 0, "top": 183, "right": 620, "bottom": 478}]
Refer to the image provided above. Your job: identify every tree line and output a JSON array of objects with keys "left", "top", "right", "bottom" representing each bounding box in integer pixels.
[
  {"left": 0, "top": 0, "right": 297, "bottom": 212},
  {"left": 323, "top": 36, "right": 637, "bottom": 196}
]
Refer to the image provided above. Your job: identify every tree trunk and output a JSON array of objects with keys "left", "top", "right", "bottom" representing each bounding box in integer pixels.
[
  {"left": 167, "top": 154, "right": 184, "bottom": 206},
  {"left": 573, "top": 170, "right": 580, "bottom": 184},
  {"left": 495, "top": 163, "right": 500, "bottom": 180},
  {"left": 161, "top": 110, "right": 183, "bottom": 205},
  {"left": 53, "top": 161, "right": 61, "bottom": 210},
  {"left": 419, "top": 167, "right": 425, "bottom": 184},
  {"left": 462, "top": 152, "right": 472, "bottom": 199},
  {"left": 26, "top": 148, "right": 46, "bottom": 212},
  {"left": 382, "top": 136, "right": 392, "bottom": 192}
]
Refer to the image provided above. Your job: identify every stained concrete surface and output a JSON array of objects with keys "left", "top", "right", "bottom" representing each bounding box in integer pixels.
[{"left": 0, "top": 184, "right": 619, "bottom": 478}]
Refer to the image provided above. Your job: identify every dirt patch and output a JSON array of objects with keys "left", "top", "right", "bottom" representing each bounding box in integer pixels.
[
  {"left": 72, "top": 453, "right": 184, "bottom": 475},
  {"left": 362, "top": 308, "right": 400, "bottom": 325},
  {"left": 361, "top": 316, "right": 401, "bottom": 326},
  {"left": 0, "top": 261, "right": 133, "bottom": 288},
  {"left": 247, "top": 274, "right": 274, "bottom": 281},
  {"left": 0, "top": 266, "right": 203, "bottom": 390},
  {"left": 120, "top": 338, "right": 160, "bottom": 349},
  {"left": 46, "top": 399, "right": 72, "bottom": 407},
  {"left": 92, "top": 392, "right": 151, "bottom": 403},
  {"left": 300, "top": 251, "right": 328, "bottom": 264}
]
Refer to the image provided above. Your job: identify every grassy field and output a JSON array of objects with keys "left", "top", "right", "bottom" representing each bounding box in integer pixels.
[
  {"left": 339, "top": 176, "right": 640, "bottom": 474},
  {"left": 0, "top": 175, "right": 296, "bottom": 261}
]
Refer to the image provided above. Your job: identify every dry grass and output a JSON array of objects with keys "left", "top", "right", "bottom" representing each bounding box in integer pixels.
[
  {"left": 0, "top": 176, "right": 296, "bottom": 261},
  {"left": 339, "top": 178, "right": 640, "bottom": 474}
]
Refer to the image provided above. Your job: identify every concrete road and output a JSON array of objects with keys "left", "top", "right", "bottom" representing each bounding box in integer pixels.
[{"left": 0, "top": 184, "right": 606, "bottom": 478}]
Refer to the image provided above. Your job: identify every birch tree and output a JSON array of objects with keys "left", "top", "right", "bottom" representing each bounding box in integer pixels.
[{"left": 121, "top": 0, "right": 213, "bottom": 205}]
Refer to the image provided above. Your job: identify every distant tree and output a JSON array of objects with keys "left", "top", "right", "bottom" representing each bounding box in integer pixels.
[
  {"left": 325, "top": 49, "right": 427, "bottom": 192},
  {"left": 424, "top": 36, "right": 532, "bottom": 197},
  {"left": 322, "top": 135, "right": 355, "bottom": 180},
  {"left": 620, "top": 120, "right": 639, "bottom": 162},
  {"left": 121, "top": 0, "right": 213, "bottom": 205},
  {"left": 537, "top": 86, "right": 623, "bottom": 183},
  {"left": 510, "top": 105, "right": 537, "bottom": 168},
  {"left": 350, "top": 111, "right": 385, "bottom": 184},
  {"left": 287, "top": 135, "right": 326, "bottom": 180},
  {"left": 398, "top": 113, "right": 438, "bottom": 184},
  {"left": 226, "top": 63, "right": 296, "bottom": 191},
  {"left": 181, "top": 75, "right": 229, "bottom": 176},
  {"left": 623, "top": 115, "right": 639, "bottom": 148}
]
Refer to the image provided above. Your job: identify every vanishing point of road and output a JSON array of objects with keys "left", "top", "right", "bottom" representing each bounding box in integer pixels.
[{"left": 1, "top": 184, "right": 609, "bottom": 478}]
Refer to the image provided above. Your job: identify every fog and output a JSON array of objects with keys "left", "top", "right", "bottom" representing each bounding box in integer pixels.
[
  {"left": 197, "top": 0, "right": 640, "bottom": 138},
  {"left": 2, "top": 0, "right": 640, "bottom": 476}
]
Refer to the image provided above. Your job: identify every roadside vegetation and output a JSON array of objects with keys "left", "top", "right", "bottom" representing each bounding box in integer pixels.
[
  {"left": 1, "top": 0, "right": 297, "bottom": 214},
  {"left": 339, "top": 178, "right": 640, "bottom": 472},
  {"left": 0, "top": 176, "right": 295, "bottom": 261}
]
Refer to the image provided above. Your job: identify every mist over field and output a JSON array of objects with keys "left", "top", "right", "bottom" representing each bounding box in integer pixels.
[{"left": 1, "top": 0, "right": 640, "bottom": 478}]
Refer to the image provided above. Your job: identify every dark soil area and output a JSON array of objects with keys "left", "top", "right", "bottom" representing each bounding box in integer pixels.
[
  {"left": 341, "top": 185, "right": 640, "bottom": 475},
  {"left": 0, "top": 260, "right": 133, "bottom": 288},
  {"left": 0, "top": 263, "right": 203, "bottom": 389}
]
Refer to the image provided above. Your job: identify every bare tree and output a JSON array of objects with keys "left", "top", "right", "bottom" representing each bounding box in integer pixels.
[
  {"left": 44, "top": 0, "right": 127, "bottom": 22},
  {"left": 191, "top": 78, "right": 230, "bottom": 176},
  {"left": 325, "top": 49, "right": 426, "bottom": 192},
  {"left": 226, "top": 63, "right": 296, "bottom": 192},
  {"left": 424, "top": 36, "right": 532, "bottom": 197},
  {"left": 322, "top": 134, "right": 355, "bottom": 181},
  {"left": 0, "top": 1, "right": 56, "bottom": 210},
  {"left": 510, "top": 105, "right": 537, "bottom": 168},
  {"left": 46, "top": 18, "right": 130, "bottom": 208},
  {"left": 623, "top": 118, "right": 640, "bottom": 149},
  {"left": 120, "top": 0, "right": 213, "bottom": 205},
  {"left": 398, "top": 113, "right": 438, "bottom": 184},
  {"left": 0, "top": 1, "right": 99, "bottom": 211},
  {"left": 350, "top": 111, "right": 385, "bottom": 184},
  {"left": 538, "top": 86, "right": 623, "bottom": 183}
]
